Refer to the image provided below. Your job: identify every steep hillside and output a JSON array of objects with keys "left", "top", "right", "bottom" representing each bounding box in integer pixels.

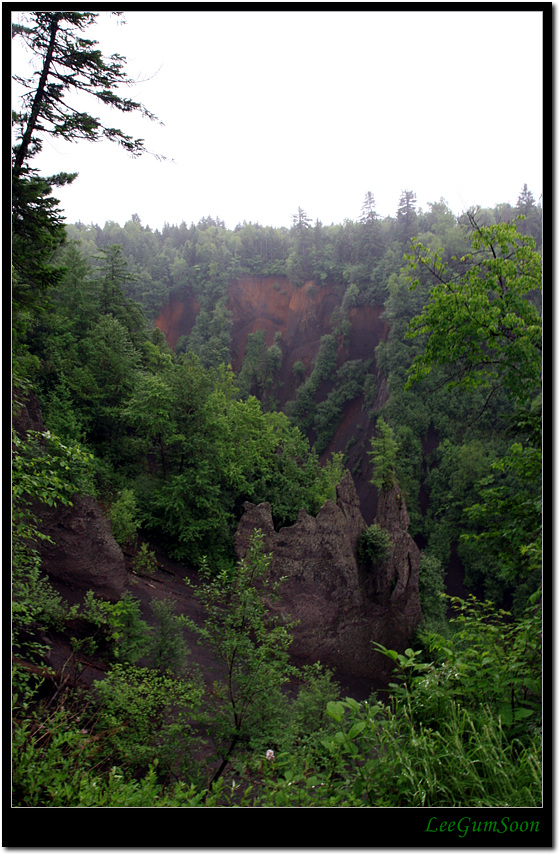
[
  {"left": 153, "top": 289, "right": 200, "bottom": 350},
  {"left": 154, "top": 275, "right": 390, "bottom": 520}
]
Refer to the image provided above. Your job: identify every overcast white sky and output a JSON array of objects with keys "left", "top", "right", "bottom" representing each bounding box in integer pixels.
[{"left": 12, "top": 8, "right": 544, "bottom": 232}]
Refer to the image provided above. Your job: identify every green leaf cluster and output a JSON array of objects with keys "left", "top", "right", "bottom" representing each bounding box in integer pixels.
[
  {"left": 406, "top": 217, "right": 542, "bottom": 407},
  {"left": 367, "top": 417, "right": 398, "bottom": 491},
  {"left": 357, "top": 523, "right": 392, "bottom": 568},
  {"left": 183, "top": 530, "right": 297, "bottom": 779}
]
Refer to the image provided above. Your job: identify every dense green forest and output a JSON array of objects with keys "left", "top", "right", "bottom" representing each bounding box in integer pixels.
[{"left": 12, "top": 12, "right": 542, "bottom": 813}]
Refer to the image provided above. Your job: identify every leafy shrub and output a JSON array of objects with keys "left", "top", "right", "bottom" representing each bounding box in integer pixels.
[
  {"left": 281, "top": 663, "right": 342, "bottom": 760},
  {"left": 81, "top": 591, "right": 152, "bottom": 664},
  {"left": 109, "top": 488, "right": 140, "bottom": 547},
  {"left": 12, "top": 705, "right": 205, "bottom": 806},
  {"left": 12, "top": 428, "right": 94, "bottom": 509},
  {"left": 423, "top": 594, "right": 542, "bottom": 733},
  {"left": 12, "top": 707, "right": 104, "bottom": 806},
  {"left": 368, "top": 418, "right": 398, "bottom": 491},
  {"left": 357, "top": 523, "right": 392, "bottom": 567},
  {"left": 93, "top": 664, "right": 203, "bottom": 780},
  {"left": 149, "top": 596, "right": 190, "bottom": 675},
  {"left": 132, "top": 541, "right": 157, "bottom": 576},
  {"left": 417, "top": 551, "right": 447, "bottom": 633},
  {"left": 305, "top": 452, "right": 345, "bottom": 515},
  {"left": 12, "top": 428, "right": 91, "bottom": 702},
  {"left": 183, "top": 530, "right": 297, "bottom": 782},
  {"left": 377, "top": 593, "right": 542, "bottom": 739},
  {"left": 253, "top": 640, "right": 542, "bottom": 808}
]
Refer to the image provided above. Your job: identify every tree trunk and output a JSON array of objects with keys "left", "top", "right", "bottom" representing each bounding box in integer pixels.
[{"left": 13, "top": 14, "right": 61, "bottom": 176}]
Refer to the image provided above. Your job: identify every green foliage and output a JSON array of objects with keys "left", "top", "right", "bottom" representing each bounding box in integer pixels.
[
  {"left": 287, "top": 334, "right": 338, "bottom": 434},
  {"left": 132, "top": 541, "right": 158, "bottom": 576},
  {"left": 12, "top": 698, "right": 214, "bottom": 806},
  {"left": 143, "top": 366, "right": 271, "bottom": 562},
  {"left": 463, "top": 441, "right": 542, "bottom": 589},
  {"left": 11, "top": 707, "right": 136, "bottom": 806},
  {"left": 109, "top": 488, "right": 140, "bottom": 547},
  {"left": 92, "top": 664, "right": 203, "bottom": 779},
  {"left": 368, "top": 417, "right": 398, "bottom": 491},
  {"left": 313, "top": 360, "right": 369, "bottom": 454},
  {"left": 147, "top": 468, "right": 232, "bottom": 566},
  {"left": 317, "top": 697, "right": 541, "bottom": 807},
  {"left": 184, "top": 530, "right": 297, "bottom": 781},
  {"left": 12, "top": 169, "right": 71, "bottom": 334},
  {"left": 251, "top": 684, "right": 538, "bottom": 807},
  {"left": 362, "top": 372, "right": 378, "bottom": 414},
  {"left": 82, "top": 591, "right": 152, "bottom": 665},
  {"left": 12, "top": 428, "right": 94, "bottom": 509},
  {"left": 283, "top": 664, "right": 342, "bottom": 754},
  {"left": 12, "top": 526, "right": 67, "bottom": 644},
  {"left": 312, "top": 452, "right": 346, "bottom": 509},
  {"left": 357, "top": 523, "right": 392, "bottom": 568},
  {"left": 406, "top": 216, "right": 542, "bottom": 407},
  {"left": 82, "top": 314, "right": 140, "bottom": 410},
  {"left": 236, "top": 329, "right": 267, "bottom": 398},
  {"left": 268, "top": 593, "right": 540, "bottom": 807},
  {"left": 388, "top": 213, "right": 542, "bottom": 612},
  {"left": 265, "top": 340, "right": 283, "bottom": 378},
  {"left": 12, "top": 427, "right": 94, "bottom": 687},
  {"left": 42, "top": 378, "right": 86, "bottom": 444},
  {"left": 251, "top": 413, "right": 345, "bottom": 525},
  {"left": 236, "top": 330, "right": 283, "bottom": 404},
  {"left": 381, "top": 594, "right": 542, "bottom": 736},
  {"left": 12, "top": 11, "right": 159, "bottom": 346},
  {"left": 422, "top": 437, "right": 506, "bottom": 590},
  {"left": 327, "top": 595, "right": 544, "bottom": 806},
  {"left": 417, "top": 552, "right": 447, "bottom": 634},
  {"left": 139, "top": 359, "right": 346, "bottom": 562},
  {"left": 149, "top": 597, "right": 190, "bottom": 675},
  {"left": 188, "top": 300, "right": 233, "bottom": 369}
]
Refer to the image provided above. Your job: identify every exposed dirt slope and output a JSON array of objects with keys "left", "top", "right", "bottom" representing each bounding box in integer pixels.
[
  {"left": 154, "top": 275, "right": 390, "bottom": 522},
  {"left": 153, "top": 289, "right": 200, "bottom": 350}
]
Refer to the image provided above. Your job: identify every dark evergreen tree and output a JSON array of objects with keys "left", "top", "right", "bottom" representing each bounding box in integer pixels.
[
  {"left": 287, "top": 207, "right": 315, "bottom": 286},
  {"left": 291, "top": 207, "right": 312, "bottom": 231},
  {"left": 396, "top": 189, "right": 418, "bottom": 245},
  {"left": 12, "top": 12, "right": 159, "bottom": 174},
  {"left": 12, "top": 11, "right": 159, "bottom": 342},
  {"left": 514, "top": 184, "right": 542, "bottom": 248},
  {"left": 516, "top": 183, "right": 536, "bottom": 214},
  {"left": 360, "top": 191, "right": 378, "bottom": 224}
]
